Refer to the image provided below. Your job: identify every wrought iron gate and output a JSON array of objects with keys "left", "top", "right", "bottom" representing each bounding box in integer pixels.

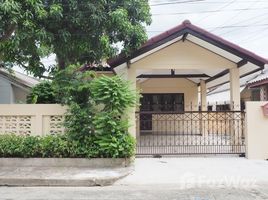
[{"left": 136, "top": 111, "right": 245, "bottom": 156}]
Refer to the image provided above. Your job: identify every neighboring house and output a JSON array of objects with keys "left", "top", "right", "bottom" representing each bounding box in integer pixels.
[
  {"left": 207, "top": 68, "right": 268, "bottom": 110},
  {"left": 107, "top": 20, "right": 268, "bottom": 156},
  {"left": 0, "top": 69, "right": 40, "bottom": 104},
  {"left": 247, "top": 69, "right": 268, "bottom": 101}
]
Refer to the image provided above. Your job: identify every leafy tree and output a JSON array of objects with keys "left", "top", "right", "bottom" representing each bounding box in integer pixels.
[
  {"left": 52, "top": 64, "right": 96, "bottom": 141},
  {"left": 26, "top": 81, "right": 57, "bottom": 104},
  {"left": 0, "top": 0, "right": 151, "bottom": 77},
  {"left": 0, "top": 0, "right": 63, "bottom": 76}
]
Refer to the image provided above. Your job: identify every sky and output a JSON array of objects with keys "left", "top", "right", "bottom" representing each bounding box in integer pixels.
[{"left": 147, "top": 0, "right": 268, "bottom": 58}]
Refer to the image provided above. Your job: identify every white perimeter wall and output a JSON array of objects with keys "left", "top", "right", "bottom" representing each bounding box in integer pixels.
[{"left": 246, "top": 101, "right": 268, "bottom": 160}]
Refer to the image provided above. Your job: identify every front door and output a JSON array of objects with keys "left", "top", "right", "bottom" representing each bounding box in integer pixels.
[{"left": 139, "top": 93, "right": 184, "bottom": 132}]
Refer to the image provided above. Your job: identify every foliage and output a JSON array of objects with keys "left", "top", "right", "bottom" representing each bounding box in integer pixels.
[
  {"left": 26, "top": 81, "right": 57, "bottom": 104},
  {"left": 0, "top": 0, "right": 62, "bottom": 75},
  {"left": 0, "top": 67, "right": 138, "bottom": 159},
  {"left": 91, "top": 75, "right": 139, "bottom": 136},
  {"left": 94, "top": 133, "right": 135, "bottom": 158},
  {"left": 52, "top": 69, "right": 137, "bottom": 158},
  {"left": 0, "top": 133, "right": 134, "bottom": 158},
  {"left": 91, "top": 75, "right": 137, "bottom": 157},
  {"left": 0, "top": 0, "right": 151, "bottom": 76},
  {"left": 91, "top": 75, "right": 138, "bottom": 113},
  {"left": 53, "top": 65, "right": 96, "bottom": 141}
]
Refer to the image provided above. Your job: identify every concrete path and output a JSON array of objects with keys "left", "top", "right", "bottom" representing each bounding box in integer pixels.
[
  {"left": 0, "top": 166, "right": 132, "bottom": 186},
  {"left": 116, "top": 157, "right": 268, "bottom": 187}
]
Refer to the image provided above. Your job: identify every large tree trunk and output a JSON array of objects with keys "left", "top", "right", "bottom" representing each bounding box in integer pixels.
[{"left": 57, "top": 57, "right": 66, "bottom": 70}]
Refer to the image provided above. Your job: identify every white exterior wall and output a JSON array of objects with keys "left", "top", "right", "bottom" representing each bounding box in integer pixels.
[{"left": 246, "top": 101, "right": 268, "bottom": 159}]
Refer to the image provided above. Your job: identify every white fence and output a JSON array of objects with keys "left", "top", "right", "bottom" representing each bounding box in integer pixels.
[{"left": 0, "top": 104, "right": 66, "bottom": 136}]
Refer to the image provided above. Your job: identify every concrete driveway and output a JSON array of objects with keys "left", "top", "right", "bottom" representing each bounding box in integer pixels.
[{"left": 116, "top": 157, "right": 268, "bottom": 188}]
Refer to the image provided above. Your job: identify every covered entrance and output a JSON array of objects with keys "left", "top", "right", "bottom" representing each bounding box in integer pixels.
[{"left": 108, "top": 20, "right": 268, "bottom": 156}]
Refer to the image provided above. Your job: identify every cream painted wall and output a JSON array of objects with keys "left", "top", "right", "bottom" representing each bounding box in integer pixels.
[
  {"left": 246, "top": 101, "right": 268, "bottom": 160},
  {"left": 0, "top": 104, "right": 67, "bottom": 135},
  {"left": 131, "top": 40, "right": 236, "bottom": 70},
  {"left": 139, "top": 78, "right": 198, "bottom": 111}
]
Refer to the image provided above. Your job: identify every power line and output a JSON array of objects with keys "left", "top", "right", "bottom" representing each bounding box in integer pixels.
[
  {"left": 146, "top": 23, "right": 268, "bottom": 33},
  {"left": 150, "top": 0, "right": 268, "bottom": 4},
  {"left": 195, "top": 0, "right": 238, "bottom": 24},
  {"left": 150, "top": 0, "right": 205, "bottom": 6},
  {"left": 209, "top": 0, "right": 258, "bottom": 33},
  {"left": 152, "top": 6, "right": 268, "bottom": 16},
  {"left": 218, "top": 13, "right": 268, "bottom": 36}
]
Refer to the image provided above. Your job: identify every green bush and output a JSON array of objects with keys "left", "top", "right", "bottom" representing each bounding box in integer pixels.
[
  {"left": 0, "top": 133, "right": 135, "bottom": 158},
  {"left": 27, "top": 81, "right": 57, "bottom": 104},
  {"left": 4, "top": 66, "right": 137, "bottom": 159}
]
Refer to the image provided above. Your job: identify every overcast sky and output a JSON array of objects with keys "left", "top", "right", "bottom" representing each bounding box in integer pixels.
[{"left": 147, "top": 0, "right": 268, "bottom": 58}]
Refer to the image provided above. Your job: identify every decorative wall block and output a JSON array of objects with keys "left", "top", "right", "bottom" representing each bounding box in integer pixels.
[
  {"left": 49, "top": 115, "right": 65, "bottom": 134},
  {"left": 0, "top": 116, "right": 33, "bottom": 135}
]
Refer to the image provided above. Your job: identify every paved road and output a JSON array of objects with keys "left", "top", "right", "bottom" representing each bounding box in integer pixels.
[
  {"left": 1, "top": 158, "right": 268, "bottom": 199},
  {"left": 1, "top": 185, "right": 268, "bottom": 200}
]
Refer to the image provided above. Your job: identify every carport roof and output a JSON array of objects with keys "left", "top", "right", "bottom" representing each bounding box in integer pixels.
[{"left": 108, "top": 20, "right": 268, "bottom": 69}]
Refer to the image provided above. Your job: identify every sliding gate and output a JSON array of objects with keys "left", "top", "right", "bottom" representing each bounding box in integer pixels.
[{"left": 136, "top": 111, "right": 245, "bottom": 156}]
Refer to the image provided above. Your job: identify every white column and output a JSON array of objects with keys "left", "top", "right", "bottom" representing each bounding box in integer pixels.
[
  {"left": 200, "top": 80, "right": 207, "bottom": 111},
  {"left": 127, "top": 67, "right": 137, "bottom": 138},
  {"left": 229, "top": 68, "right": 241, "bottom": 110}
]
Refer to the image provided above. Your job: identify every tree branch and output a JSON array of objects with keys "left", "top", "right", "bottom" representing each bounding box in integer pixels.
[{"left": 0, "top": 24, "right": 16, "bottom": 42}]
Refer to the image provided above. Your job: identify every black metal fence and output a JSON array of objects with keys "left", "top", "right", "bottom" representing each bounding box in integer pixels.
[{"left": 136, "top": 111, "right": 245, "bottom": 156}]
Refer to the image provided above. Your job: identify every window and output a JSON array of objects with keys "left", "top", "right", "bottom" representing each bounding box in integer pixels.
[
  {"left": 251, "top": 88, "right": 260, "bottom": 101},
  {"left": 216, "top": 104, "right": 230, "bottom": 111},
  {"left": 140, "top": 93, "right": 184, "bottom": 112}
]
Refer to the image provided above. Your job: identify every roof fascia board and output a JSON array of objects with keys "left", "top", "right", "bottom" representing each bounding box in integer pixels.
[
  {"left": 206, "top": 67, "right": 263, "bottom": 89},
  {"left": 186, "top": 28, "right": 265, "bottom": 68},
  {"left": 130, "top": 37, "right": 182, "bottom": 64},
  {"left": 137, "top": 74, "right": 210, "bottom": 78},
  {"left": 111, "top": 29, "right": 188, "bottom": 68},
  {"left": 0, "top": 74, "right": 31, "bottom": 91}
]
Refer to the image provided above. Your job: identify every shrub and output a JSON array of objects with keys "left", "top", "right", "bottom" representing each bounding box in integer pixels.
[
  {"left": 91, "top": 75, "right": 138, "bottom": 157},
  {"left": 27, "top": 81, "right": 57, "bottom": 104},
  {"left": 94, "top": 133, "right": 135, "bottom": 158},
  {"left": 0, "top": 133, "right": 134, "bottom": 158}
]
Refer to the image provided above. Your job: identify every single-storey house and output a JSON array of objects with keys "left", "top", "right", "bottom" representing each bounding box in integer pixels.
[
  {"left": 106, "top": 20, "right": 268, "bottom": 156},
  {"left": 0, "top": 69, "right": 40, "bottom": 104}
]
